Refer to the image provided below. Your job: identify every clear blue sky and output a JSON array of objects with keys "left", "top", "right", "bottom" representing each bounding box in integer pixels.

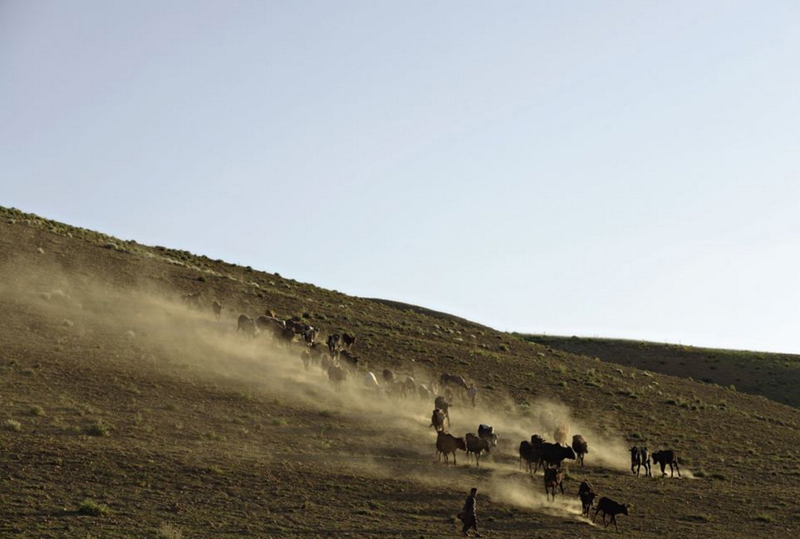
[{"left": 3, "top": 1, "right": 799, "bottom": 353}]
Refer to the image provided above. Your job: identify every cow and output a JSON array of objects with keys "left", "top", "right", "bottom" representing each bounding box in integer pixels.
[
  {"left": 540, "top": 442, "right": 576, "bottom": 468},
  {"left": 630, "top": 446, "right": 652, "bottom": 477},
  {"left": 236, "top": 314, "right": 256, "bottom": 338},
  {"left": 478, "top": 424, "right": 498, "bottom": 447},
  {"left": 436, "top": 431, "right": 466, "bottom": 466},
  {"left": 651, "top": 449, "right": 681, "bottom": 477},
  {"left": 338, "top": 350, "right": 359, "bottom": 373},
  {"left": 578, "top": 481, "right": 596, "bottom": 517},
  {"left": 327, "top": 364, "right": 347, "bottom": 390},
  {"left": 519, "top": 441, "right": 541, "bottom": 474},
  {"left": 326, "top": 334, "right": 341, "bottom": 357},
  {"left": 430, "top": 409, "right": 446, "bottom": 432},
  {"left": 465, "top": 433, "right": 491, "bottom": 467},
  {"left": 434, "top": 396, "right": 451, "bottom": 427},
  {"left": 572, "top": 434, "right": 589, "bottom": 467},
  {"left": 593, "top": 497, "right": 629, "bottom": 532},
  {"left": 341, "top": 332, "right": 357, "bottom": 349},
  {"left": 544, "top": 466, "right": 564, "bottom": 501},
  {"left": 382, "top": 369, "right": 395, "bottom": 385},
  {"left": 440, "top": 373, "right": 469, "bottom": 391}
]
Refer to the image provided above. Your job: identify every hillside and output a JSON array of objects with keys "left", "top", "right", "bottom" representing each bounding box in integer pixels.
[
  {"left": 1, "top": 206, "right": 799, "bottom": 538},
  {"left": 519, "top": 335, "right": 800, "bottom": 408}
]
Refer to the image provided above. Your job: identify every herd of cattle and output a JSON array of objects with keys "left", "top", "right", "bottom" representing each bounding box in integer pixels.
[{"left": 188, "top": 294, "right": 684, "bottom": 532}]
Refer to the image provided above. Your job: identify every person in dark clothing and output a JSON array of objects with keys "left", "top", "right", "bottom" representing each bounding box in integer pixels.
[{"left": 460, "top": 487, "right": 481, "bottom": 537}]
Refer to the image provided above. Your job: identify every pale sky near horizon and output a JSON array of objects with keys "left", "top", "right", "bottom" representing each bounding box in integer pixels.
[{"left": 2, "top": 2, "right": 799, "bottom": 353}]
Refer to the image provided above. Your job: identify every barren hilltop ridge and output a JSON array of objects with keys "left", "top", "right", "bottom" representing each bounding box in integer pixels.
[{"left": 1, "top": 205, "right": 798, "bottom": 538}]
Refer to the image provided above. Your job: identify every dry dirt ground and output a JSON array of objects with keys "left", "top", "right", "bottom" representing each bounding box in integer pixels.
[{"left": 1, "top": 210, "right": 799, "bottom": 538}]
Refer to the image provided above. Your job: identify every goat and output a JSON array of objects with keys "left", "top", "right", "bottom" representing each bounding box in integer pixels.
[
  {"left": 436, "top": 431, "right": 466, "bottom": 466},
  {"left": 630, "top": 446, "right": 652, "bottom": 477},
  {"left": 651, "top": 449, "right": 681, "bottom": 477},
  {"left": 211, "top": 299, "right": 222, "bottom": 320},
  {"left": 544, "top": 466, "right": 564, "bottom": 501},
  {"left": 236, "top": 314, "right": 256, "bottom": 338},
  {"left": 593, "top": 497, "right": 629, "bottom": 532},
  {"left": 465, "top": 433, "right": 491, "bottom": 467},
  {"left": 572, "top": 434, "right": 589, "bottom": 467},
  {"left": 577, "top": 481, "right": 596, "bottom": 517}
]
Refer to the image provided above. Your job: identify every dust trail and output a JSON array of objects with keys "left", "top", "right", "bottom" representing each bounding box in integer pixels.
[{"left": 0, "top": 257, "right": 633, "bottom": 524}]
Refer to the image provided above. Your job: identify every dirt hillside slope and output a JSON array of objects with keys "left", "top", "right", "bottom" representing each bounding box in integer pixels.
[{"left": 1, "top": 207, "right": 798, "bottom": 538}]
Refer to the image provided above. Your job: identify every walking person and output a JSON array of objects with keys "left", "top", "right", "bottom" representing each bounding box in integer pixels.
[{"left": 459, "top": 487, "right": 481, "bottom": 537}]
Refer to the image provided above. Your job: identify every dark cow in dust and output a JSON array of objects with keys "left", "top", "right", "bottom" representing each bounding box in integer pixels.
[
  {"left": 578, "top": 480, "right": 596, "bottom": 517},
  {"left": 236, "top": 314, "right": 257, "bottom": 338},
  {"left": 593, "top": 497, "right": 630, "bottom": 532},
  {"left": 651, "top": 449, "right": 681, "bottom": 477},
  {"left": 440, "top": 373, "right": 469, "bottom": 391},
  {"left": 544, "top": 466, "right": 564, "bottom": 501},
  {"left": 327, "top": 364, "right": 347, "bottom": 390},
  {"left": 338, "top": 350, "right": 359, "bottom": 373},
  {"left": 341, "top": 332, "right": 357, "bottom": 349},
  {"left": 465, "top": 433, "right": 491, "bottom": 467},
  {"left": 430, "top": 409, "right": 446, "bottom": 432},
  {"left": 326, "top": 334, "right": 341, "bottom": 357},
  {"left": 540, "top": 442, "right": 576, "bottom": 468},
  {"left": 478, "top": 424, "right": 498, "bottom": 447},
  {"left": 436, "top": 431, "right": 466, "bottom": 466},
  {"left": 434, "top": 396, "right": 451, "bottom": 427},
  {"left": 572, "top": 434, "right": 589, "bottom": 467}
]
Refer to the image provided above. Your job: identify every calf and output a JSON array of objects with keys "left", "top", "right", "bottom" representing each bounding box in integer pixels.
[
  {"left": 577, "top": 481, "right": 596, "bottom": 517},
  {"left": 651, "top": 449, "right": 681, "bottom": 477},
  {"left": 211, "top": 299, "right": 222, "bottom": 320},
  {"left": 544, "top": 466, "right": 564, "bottom": 501},
  {"left": 593, "top": 497, "right": 629, "bottom": 532},
  {"left": 630, "top": 446, "right": 651, "bottom": 477}
]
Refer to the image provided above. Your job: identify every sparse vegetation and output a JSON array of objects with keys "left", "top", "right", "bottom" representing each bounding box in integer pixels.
[
  {"left": 3, "top": 419, "right": 22, "bottom": 432},
  {"left": 78, "top": 499, "right": 111, "bottom": 516}
]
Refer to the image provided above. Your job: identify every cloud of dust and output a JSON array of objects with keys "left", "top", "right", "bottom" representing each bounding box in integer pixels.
[{"left": 0, "top": 253, "right": 633, "bottom": 524}]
